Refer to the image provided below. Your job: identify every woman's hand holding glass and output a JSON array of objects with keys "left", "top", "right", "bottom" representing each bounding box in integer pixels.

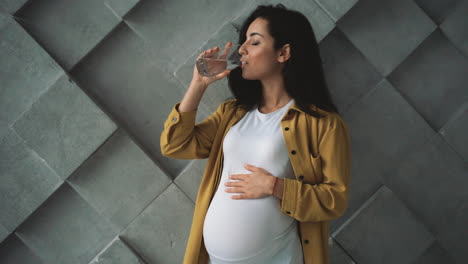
[{"left": 191, "top": 41, "right": 239, "bottom": 87}]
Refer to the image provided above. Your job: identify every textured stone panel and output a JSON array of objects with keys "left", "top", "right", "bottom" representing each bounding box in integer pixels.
[
  {"left": 334, "top": 186, "right": 435, "bottom": 264},
  {"left": 0, "top": 129, "right": 62, "bottom": 233},
  {"left": 0, "top": 0, "right": 28, "bottom": 14},
  {"left": 68, "top": 128, "right": 171, "bottom": 230},
  {"left": 380, "top": 133, "right": 468, "bottom": 263},
  {"left": 333, "top": 79, "right": 436, "bottom": 232},
  {"left": 388, "top": 29, "right": 468, "bottom": 131},
  {"left": 413, "top": 241, "right": 457, "bottom": 264},
  {"left": 103, "top": 0, "right": 140, "bottom": 19},
  {"left": 0, "top": 235, "right": 43, "bottom": 264},
  {"left": 0, "top": 224, "right": 8, "bottom": 242},
  {"left": 0, "top": 13, "right": 62, "bottom": 139},
  {"left": 174, "top": 159, "right": 208, "bottom": 204},
  {"left": 121, "top": 183, "right": 195, "bottom": 264},
  {"left": 414, "top": 0, "right": 460, "bottom": 24},
  {"left": 440, "top": 0, "right": 468, "bottom": 57},
  {"left": 329, "top": 237, "right": 355, "bottom": 264},
  {"left": 440, "top": 103, "right": 468, "bottom": 162},
  {"left": 70, "top": 23, "right": 200, "bottom": 179},
  {"left": 320, "top": 27, "right": 382, "bottom": 113},
  {"left": 15, "top": 183, "right": 118, "bottom": 264},
  {"left": 89, "top": 238, "right": 147, "bottom": 264},
  {"left": 15, "top": 0, "right": 122, "bottom": 70},
  {"left": 337, "top": 0, "right": 436, "bottom": 76},
  {"left": 13, "top": 74, "right": 117, "bottom": 180},
  {"left": 315, "top": 0, "right": 358, "bottom": 22},
  {"left": 123, "top": 0, "right": 247, "bottom": 76}
]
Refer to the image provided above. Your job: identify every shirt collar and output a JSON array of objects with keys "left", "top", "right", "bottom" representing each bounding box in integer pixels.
[
  {"left": 234, "top": 99, "right": 310, "bottom": 116},
  {"left": 289, "top": 100, "right": 309, "bottom": 114}
]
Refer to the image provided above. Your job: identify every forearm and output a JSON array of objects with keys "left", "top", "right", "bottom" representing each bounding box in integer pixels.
[{"left": 178, "top": 80, "right": 207, "bottom": 112}]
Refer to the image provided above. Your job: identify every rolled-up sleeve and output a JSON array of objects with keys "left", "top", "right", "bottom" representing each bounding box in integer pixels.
[
  {"left": 280, "top": 115, "right": 351, "bottom": 222},
  {"left": 160, "top": 101, "right": 226, "bottom": 159}
]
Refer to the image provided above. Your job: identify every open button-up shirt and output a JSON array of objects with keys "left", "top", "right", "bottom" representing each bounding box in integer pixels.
[{"left": 160, "top": 98, "right": 351, "bottom": 264}]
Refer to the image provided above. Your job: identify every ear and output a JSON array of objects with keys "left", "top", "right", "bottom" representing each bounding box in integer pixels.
[{"left": 277, "top": 43, "right": 291, "bottom": 63}]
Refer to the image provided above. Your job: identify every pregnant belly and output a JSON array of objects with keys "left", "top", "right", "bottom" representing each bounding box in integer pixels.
[{"left": 203, "top": 179, "right": 295, "bottom": 261}]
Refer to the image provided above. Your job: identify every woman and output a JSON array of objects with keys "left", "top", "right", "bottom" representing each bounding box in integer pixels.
[{"left": 160, "top": 4, "right": 351, "bottom": 264}]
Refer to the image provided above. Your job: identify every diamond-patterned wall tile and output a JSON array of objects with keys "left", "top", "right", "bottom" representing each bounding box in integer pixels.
[
  {"left": 388, "top": 29, "right": 468, "bottom": 131},
  {"left": 328, "top": 237, "right": 355, "bottom": 264},
  {"left": 123, "top": 0, "right": 248, "bottom": 76},
  {"left": 103, "top": 0, "right": 140, "bottom": 19},
  {"left": 440, "top": 103, "right": 468, "bottom": 162},
  {"left": 381, "top": 133, "right": 468, "bottom": 263},
  {"left": 0, "top": 13, "right": 62, "bottom": 139},
  {"left": 89, "top": 238, "right": 147, "bottom": 264},
  {"left": 315, "top": 0, "right": 358, "bottom": 22},
  {"left": 334, "top": 186, "right": 435, "bottom": 264},
  {"left": 15, "top": 183, "right": 119, "bottom": 264},
  {"left": 70, "top": 22, "right": 204, "bottom": 178},
  {"left": 0, "top": 235, "right": 43, "bottom": 264},
  {"left": 15, "top": 0, "right": 123, "bottom": 70},
  {"left": 337, "top": 0, "right": 436, "bottom": 76},
  {"left": 440, "top": 0, "right": 468, "bottom": 57},
  {"left": 68, "top": 128, "right": 171, "bottom": 230},
  {"left": 121, "top": 183, "right": 195, "bottom": 264},
  {"left": 414, "top": 0, "right": 461, "bottom": 24},
  {"left": 12, "top": 74, "right": 117, "bottom": 180},
  {"left": 333, "top": 79, "right": 436, "bottom": 232},
  {"left": 0, "top": 0, "right": 28, "bottom": 14},
  {"left": 413, "top": 241, "right": 457, "bottom": 264},
  {"left": 0, "top": 129, "right": 62, "bottom": 234},
  {"left": 0, "top": 225, "right": 8, "bottom": 242},
  {"left": 319, "top": 27, "right": 382, "bottom": 113},
  {"left": 174, "top": 159, "right": 209, "bottom": 204}
]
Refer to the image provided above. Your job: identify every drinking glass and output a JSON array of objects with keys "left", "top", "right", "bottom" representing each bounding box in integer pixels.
[{"left": 196, "top": 43, "right": 241, "bottom": 77}]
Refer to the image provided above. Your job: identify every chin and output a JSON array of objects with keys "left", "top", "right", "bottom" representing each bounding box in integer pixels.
[
  {"left": 241, "top": 71, "right": 259, "bottom": 80},
  {"left": 241, "top": 71, "right": 250, "bottom": 80}
]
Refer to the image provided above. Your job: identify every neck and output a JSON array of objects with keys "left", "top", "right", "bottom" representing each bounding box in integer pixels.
[{"left": 260, "top": 75, "right": 292, "bottom": 108}]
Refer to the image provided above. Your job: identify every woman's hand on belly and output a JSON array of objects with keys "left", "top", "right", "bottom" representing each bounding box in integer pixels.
[{"left": 224, "top": 164, "right": 277, "bottom": 200}]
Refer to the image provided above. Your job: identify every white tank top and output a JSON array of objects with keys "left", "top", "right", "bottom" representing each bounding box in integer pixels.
[{"left": 203, "top": 98, "right": 304, "bottom": 264}]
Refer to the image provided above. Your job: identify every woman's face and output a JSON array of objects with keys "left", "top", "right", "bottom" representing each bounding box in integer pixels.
[{"left": 238, "top": 17, "right": 287, "bottom": 80}]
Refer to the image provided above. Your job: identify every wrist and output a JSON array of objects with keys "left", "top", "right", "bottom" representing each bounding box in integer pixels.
[
  {"left": 189, "top": 79, "right": 208, "bottom": 91},
  {"left": 271, "top": 176, "right": 278, "bottom": 196}
]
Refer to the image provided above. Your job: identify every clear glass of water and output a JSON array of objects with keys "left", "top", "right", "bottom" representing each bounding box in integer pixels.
[{"left": 196, "top": 43, "right": 241, "bottom": 77}]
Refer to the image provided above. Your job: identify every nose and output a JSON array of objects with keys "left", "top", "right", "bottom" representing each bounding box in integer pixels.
[{"left": 238, "top": 44, "right": 246, "bottom": 56}]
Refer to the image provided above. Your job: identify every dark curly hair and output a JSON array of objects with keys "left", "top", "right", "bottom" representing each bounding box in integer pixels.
[{"left": 225, "top": 3, "right": 338, "bottom": 118}]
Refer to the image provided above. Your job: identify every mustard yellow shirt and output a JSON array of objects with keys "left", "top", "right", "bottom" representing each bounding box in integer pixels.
[{"left": 160, "top": 98, "right": 351, "bottom": 264}]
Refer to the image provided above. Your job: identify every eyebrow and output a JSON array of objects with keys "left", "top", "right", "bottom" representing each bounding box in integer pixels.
[{"left": 246, "top": 32, "right": 264, "bottom": 38}]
